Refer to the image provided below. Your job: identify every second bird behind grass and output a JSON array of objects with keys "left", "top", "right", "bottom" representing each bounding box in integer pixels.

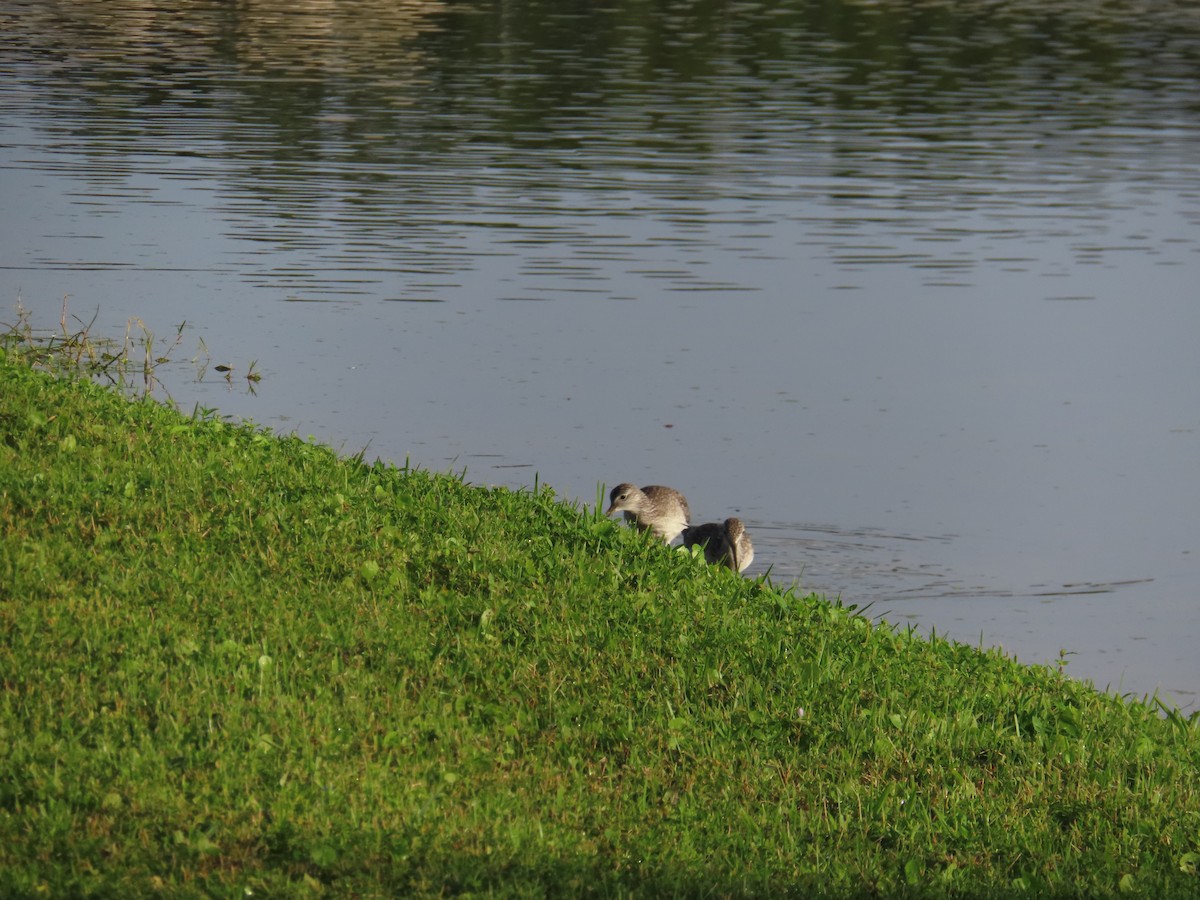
[{"left": 682, "top": 517, "right": 754, "bottom": 573}]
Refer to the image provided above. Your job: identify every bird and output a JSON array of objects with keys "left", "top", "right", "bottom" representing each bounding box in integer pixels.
[
  {"left": 682, "top": 517, "right": 754, "bottom": 573},
  {"left": 605, "top": 483, "right": 690, "bottom": 543}
]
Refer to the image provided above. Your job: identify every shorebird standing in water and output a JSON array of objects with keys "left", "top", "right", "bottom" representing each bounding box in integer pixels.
[
  {"left": 683, "top": 517, "right": 754, "bottom": 573},
  {"left": 605, "top": 483, "right": 690, "bottom": 543}
]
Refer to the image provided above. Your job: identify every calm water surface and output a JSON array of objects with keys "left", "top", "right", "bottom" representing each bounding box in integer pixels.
[{"left": 2, "top": 0, "right": 1198, "bottom": 707}]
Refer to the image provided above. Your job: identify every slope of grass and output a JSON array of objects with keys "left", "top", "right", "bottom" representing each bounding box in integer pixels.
[{"left": 2, "top": 349, "right": 1199, "bottom": 898}]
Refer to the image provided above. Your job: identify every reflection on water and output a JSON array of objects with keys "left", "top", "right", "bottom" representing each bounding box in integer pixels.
[
  {"left": 6, "top": 0, "right": 1198, "bottom": 301},
  {"left": 2, "top": 0, "right": 1198, "bottom": 708}
]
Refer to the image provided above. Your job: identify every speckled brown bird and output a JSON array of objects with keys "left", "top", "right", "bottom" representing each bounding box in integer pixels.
[{"left": 605, "top": 482, "right": 690, "bottom": 543}]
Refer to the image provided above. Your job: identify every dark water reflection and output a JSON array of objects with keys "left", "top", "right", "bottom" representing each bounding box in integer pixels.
[{"left": 2, "top": 0, "right": 1198, "bottom": 707}]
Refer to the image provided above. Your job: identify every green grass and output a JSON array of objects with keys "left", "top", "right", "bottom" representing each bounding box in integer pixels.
[{"left": 2, "top": 343, "right": 1199, "bottom": 898}]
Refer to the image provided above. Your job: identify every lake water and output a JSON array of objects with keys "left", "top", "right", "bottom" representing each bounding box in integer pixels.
[{"left": 3, "top": 0, "right": 1198, "bottom": 709}]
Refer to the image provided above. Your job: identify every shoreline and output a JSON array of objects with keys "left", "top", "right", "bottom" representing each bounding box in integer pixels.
[{"left": 2, "top": 350, "right": 1198, "bottom": 897}]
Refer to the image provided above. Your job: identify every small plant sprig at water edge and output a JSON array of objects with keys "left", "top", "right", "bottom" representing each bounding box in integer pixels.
[
  {"left": 1, "top": 327, "right": 1199, "bottom": 897},
  {"left": 1, "top": 295, "right": 262, "bottom": 398}
]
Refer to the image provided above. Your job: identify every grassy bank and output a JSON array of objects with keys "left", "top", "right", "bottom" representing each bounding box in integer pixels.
[{"left": 2, "top": 348, "right": 1199, "bottom": 898}]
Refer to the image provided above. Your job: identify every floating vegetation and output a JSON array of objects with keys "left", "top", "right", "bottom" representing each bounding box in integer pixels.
[{"left": 1, "top": 294, "right": 262, "bottom": 398}]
